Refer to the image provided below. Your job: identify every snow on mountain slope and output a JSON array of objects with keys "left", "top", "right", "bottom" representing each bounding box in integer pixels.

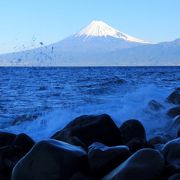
[
  {"left": 75, "top": 20, "right": 147, "bottom": 43},
  {"left": 51, "top": 21, "right": 148, "bottom": 53}
]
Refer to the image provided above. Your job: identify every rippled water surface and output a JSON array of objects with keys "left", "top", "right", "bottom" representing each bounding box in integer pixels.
[{"left": 0, "top": 67, "right": 179, "bottom": 139}]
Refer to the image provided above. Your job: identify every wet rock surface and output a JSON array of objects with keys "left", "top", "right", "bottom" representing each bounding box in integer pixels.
[
  {"left": 11, "top": 140, "right": 87, "bottom": 180},
  {"left": 0, "top": 132, "right": 34, "bottom": 180},
  {"left": 162, "top": 138, "right": 180, "bottom": 167},
  {"left": 167, "top": 88, "right": 180, "bottom": 105},
  {"left": 51, "top": 114, "right": 122, "bottom": 148},
  {"left": 119, "top": 119, "right": 146, "bottom": 144},
  {"left": 167, "top": 106, "right": 180, "bottom": 118},
  {"left": 88, "top": 142, "right": 130, "bottom": 177},
  {"left": 103, "top": 148, "right": 165, "bottom": 180}
]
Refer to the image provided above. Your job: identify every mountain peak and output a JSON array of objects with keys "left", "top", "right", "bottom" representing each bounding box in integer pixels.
[{"left": 75, "top": 20, "right": 147, "bottom": 43}]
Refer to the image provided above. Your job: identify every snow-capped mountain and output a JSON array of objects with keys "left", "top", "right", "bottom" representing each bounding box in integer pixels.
[
  {"left": 75, "top": 20, "right": 147, "bottom": 43},
  {"left": 53, "top": 20, "right": 148, "bottom": 53},
  {"left": 0, "top": 21, "right": 179, "bottom": 66}
]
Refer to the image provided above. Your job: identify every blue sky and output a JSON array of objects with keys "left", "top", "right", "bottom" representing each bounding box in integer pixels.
[{"left": 0, "top": 0, "right": 180, "bottom": 53}]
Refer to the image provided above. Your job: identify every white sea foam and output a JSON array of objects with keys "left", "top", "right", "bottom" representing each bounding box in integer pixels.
[{"left": 4, "top": 84, "right": 172, "bottom": 141}]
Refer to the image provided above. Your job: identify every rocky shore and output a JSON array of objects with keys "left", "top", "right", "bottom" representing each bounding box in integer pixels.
[{"left": 0, "top": 88, "right": 180, "bottom": 180}]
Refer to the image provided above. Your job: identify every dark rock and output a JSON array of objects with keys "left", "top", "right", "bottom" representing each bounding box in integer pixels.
[
  {"left": 162, "top": 138, "right": 180, "bottom": 178},
  {"left": 177, "top": 126, "right": 180, "bottom": 138},
  {"left": 167, "top": 88, "right": 180, "bottom": 105},
  {"left": 163, "top": 164, "right": 180, "bottom": 179},
  {"left": 0, "top": 132, "right": 16, "bottom": 147},
  {"left": 13, "top": 133, "right": 34, "bottom": 154},
  {"left": 0, "top": 133, "right": 34, "bottom": 180},
  {"left": 162, "top": 138, "right": 180, "bottom": 167},
  {"left": 11, "top": 140, "right": 88, "bottom": 180},
  {"left": 119, "top": 119, "right": 146, "bottom": 144},
  {"left": 168, "top": 173, "right": 180, "bottom": 180},
  {"left": 0, "top": 145, "right": 21, "bottom": 180},
  {"left": 88, "top": 142, "right": 130, "bottom": 177},
  {"left": 170, "top": 116, "right": 180, "bottom": 129},
  {"left": 167, "top": 106, "right": 180, "bottom": 118},
  {"left": 51, "top": 114, "right": 122, "bottom": 148},
  {"left": 0, "top": 173, "right": 7, "bottom": 180},
  {"left": 103, "top": 148, "right": 165, "bottom": 180},
  {"left": 148, "top": 100, "right": 164, "bottom": 111},
  {"left": 70, "top": 172, "right": 94, "bottom": 180},
  {"left": 126, "top": 138, "right": 153, "bottom": 153},
  {"left": 148, "top": 135, "right": 168, "bottom": 146},
  {"left": 166, "top": 116, "right": 180, "bottom": 138}
]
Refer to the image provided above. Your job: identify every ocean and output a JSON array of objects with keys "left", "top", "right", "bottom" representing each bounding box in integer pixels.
[{"left": 0, "top": 66, "right": 179, "bottom": 140}]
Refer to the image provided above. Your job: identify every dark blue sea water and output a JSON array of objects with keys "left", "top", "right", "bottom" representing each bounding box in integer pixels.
[{"left": 0, "top": 67, "right": 179, "bottom": 140}]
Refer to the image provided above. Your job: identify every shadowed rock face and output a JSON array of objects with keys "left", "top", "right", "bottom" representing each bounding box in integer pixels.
[
  {"left": 167, "top": 106, "right": 180, "bottom": 118},
  {"left": 118, "top": 119, "right": 150, "bottom": 153},
  {"left": 0, "top": 132, "right": 16, "bottom": 147},
  {"left": 167, "top": 88, "right": 180, "bottom": 105},
  {"left": 88, "top": 142, "right": 130, "bottom": 177},
  {"left": 162, "top": 138, "right": 180, "bottom": 178},
  {"left": 0, "top": 132, "right": 34, "bottom": 180},
  {"left": 168, "top": 173, "right": 180, "bottom": 180},
  {"left": 70, "top": 172, "right": 94, "bottom": 180},
  {"left": 162, "top": 138, "right": 180, "bottom": 166},
  {"left": 51, "top": 114, "right": 122, "bottom": 148},
  {"left": 11, "top": 140, "right": 88, "bottom": 180},
  {"left": 103, "top": 148, "right": 165, "bottom": 180},
  {"left": 119, "top": 119, "right": 146, "bottom": 144},
  {"left": 177, "top": 124, "right": 180, "bottom": 138}
]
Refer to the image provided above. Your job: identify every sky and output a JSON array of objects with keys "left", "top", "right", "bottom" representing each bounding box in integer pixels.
[{"left": 0, "top": 0, "right": 180, "bottom": 53}]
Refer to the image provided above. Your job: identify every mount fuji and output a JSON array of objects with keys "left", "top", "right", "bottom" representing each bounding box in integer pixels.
[
  {"left": 76, "top": 20, "right": 146, "bottom": 43},
  {"left": 52, "top": 20, "right": 148, "bottom": 53},
  {"left": 0, "top": 21, "right": 180, "bottom": 66}
]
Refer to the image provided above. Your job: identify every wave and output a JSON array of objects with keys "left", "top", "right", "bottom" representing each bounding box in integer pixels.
[
  {"left": 79, "top": 76, "right": 126, "bottom": 88},
  {"left": 2, "top": 84, "right": 173, "bottom": 141}
]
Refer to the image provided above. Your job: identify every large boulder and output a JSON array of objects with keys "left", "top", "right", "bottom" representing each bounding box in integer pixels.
[
  {"left": 103, "top": 148, "right": 165, "bottom": 180},
  {"left": 126, "top": 138, "right": 152, "bottom": 153},
  {"left": 51, "top": 114, "right": 122, "bottom": 148},
  {"left": 0, "top": 132, "right": 16, "bottom": 147},
  {"left": 166, "top": 116, "right": 180, "bottom": 138},
  {"left": 88, "top": 142, "right": 130, "bottom": 177},
  {"left": 11, "top": 140, "right": 88, "bottom": 180},
  {"left": 162, "top": 138, "right": 180, "bottom": 167},
  {"left": 167, "top": 106, "right": 180, "bottom": 118},
  {"left": 13, "top": 133, "right": 35, "bottom": 154},
  {"left": 167, "top": 88, "right": 180, "bottom": 105},
  {"left": 0, "top": 132, "right": 34, "bottom": 180},
  {"left": 119, "top": 119, "right": 146, "bottom": 144}
]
